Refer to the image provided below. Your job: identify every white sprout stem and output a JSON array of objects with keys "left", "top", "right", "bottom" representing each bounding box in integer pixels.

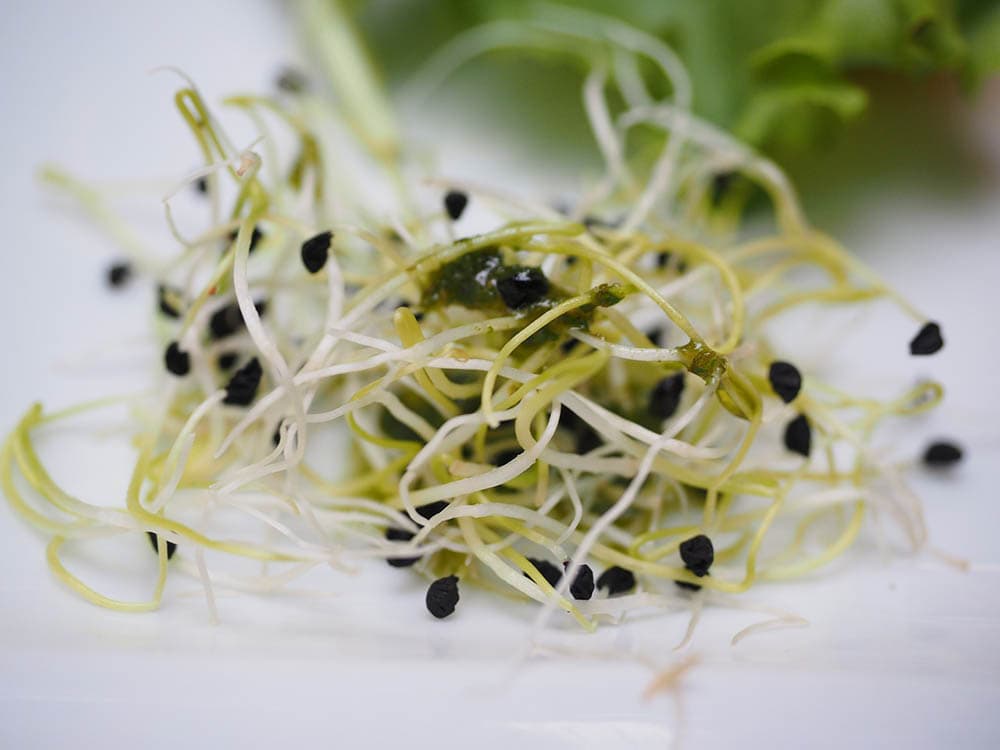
[
  {"left": 621, "top": 107, "right": 689, "bottom": 232},
  {"left": 161, "top": 140, "right": 265, "bottom": 248},
  {"left": 556, "top": 468, "right": 586, "bottom": 545},
  {"left": 582, "top": 64, "right": 630, "bottom": 194},
  {"left": 404, "top": 404, "right": 561, "bottom": 508},
  {"left": 613, "top": 49, "right": 652, "bottom": 109},
  {"left": 532, "top": 3, "right": 692, "bottom": 109},
  {"left": 730, "top": 614, "right": 810, "bottom": 646},
  {"left": 215, "top": 316, "right": 522, "bottom": 457},
  {"left": 411, "top": 501, "right": 571, "bottom": 552},
  {"left": 148, "top": 391, "right": 225, "bottom": 513},
  {"left": 398, "top": 405, "right": 521, "bottom": 521},
  {"left": 532, "top": 376, "right": 719, "bottom": 637},
  {"left": 194, "top": 524, "right": 220, "bottom": 625},
  {"left": 230, "top": 204, "right": 309, "bottom": 468},
  {"left": 175, "top": 559, "right": 323, "bottom": 595},
  {"left": 619, "top": 104, "right": 806, "bottom": 232},
  {"left": 574, "top": 592, "right": 689, "bottom": 619},
  {"left": 571, "top": 330, "right": 682, "bottom": 362},
  {"left": 673, "top": 593, "right": 705, "bottom": 651}
]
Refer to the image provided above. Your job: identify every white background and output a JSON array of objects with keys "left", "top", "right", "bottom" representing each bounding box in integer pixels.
[{"left": 1, "top": 2, "right": 1000, "bottom": 748}]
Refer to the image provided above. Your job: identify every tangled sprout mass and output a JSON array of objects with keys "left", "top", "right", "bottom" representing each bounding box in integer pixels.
[{"left": 2, "top": 7, "right": 953, "bottom": 631}]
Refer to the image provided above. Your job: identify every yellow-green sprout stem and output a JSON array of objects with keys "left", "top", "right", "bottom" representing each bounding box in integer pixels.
[
  {"left": 46, "top": 535, "right": 168, "bottom": 613},
  {"left": 38, "top": 166, "right": 154, "bottom": 267},
  {"left": 295, "top": 0, "right": 399, "bottom": 165},
  {"left": 1, "top": 13, "right": 951, "bottom": 636}
]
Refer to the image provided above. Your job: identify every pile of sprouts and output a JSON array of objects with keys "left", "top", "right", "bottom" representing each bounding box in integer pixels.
[{"left": 2, "top": 6, "right": 956, "bottom": 635}]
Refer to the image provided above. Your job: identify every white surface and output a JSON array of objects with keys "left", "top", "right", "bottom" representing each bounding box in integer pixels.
[{"left": 2, "top": 2, "right": 1000, "bottom": 748}]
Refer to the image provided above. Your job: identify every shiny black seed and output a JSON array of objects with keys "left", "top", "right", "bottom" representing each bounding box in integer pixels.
[
  {"left": 655, "top": 252, "right": 687, "bottom": 272},
  {"left": 784, "top": 414, "right": 812, "bottom": 457},
  {"left": 209, "top": 300, "right": 267, "bottom": 340},
  {"left": 551, "top": 198, "right": 572, "bottom": 216},
  {"left": 250, "top": 226, "right": 264, "bottom": 251},
  {"left": 910, "top": 17, "right": 935, "bottom": 42},
  {"left": 910, "top": 322, "right": 943, "bottom": 355},
  {"left": 675, "top": 579, "right": 702, "bottom": 592},
  {"left": 210, "top": 304, "right": 242, "bottom": 339},
  {"left": 444, "top": 190, "right": 468, "bottom": 221},
  {"left": 649, "top": 372, "right": 685, "bottom": 420},
  {"left": 386, "top": 527, "right": 415, "bottom": 542},
  {"left": 164, "top": 342, "right": 190, "bottom": 376},
  {"left": 565, "top": 562, "right": 595, "bottom": 600},
  {"left": 107, "top": 261, "right": 131, "bottom": 288},
  {"left": 415, "top": 501, "right": 448, "bottom": 520},
  {"left": 768, "top": 361, "right": 802, "bottom": 403},
  {"left": 228, "top": 226, "right": 264, "bottom": 254},
  {"left": 646, "top": 328, "right": 665, "bottom": 348},
  {"left": 496, "top": 267, "right": 549, "bottom": 310},
  {"left": 217, "top": 352, "right": 238, "bottom": 370},
  {"left": 679, "top": 534, "right": 714, "bottom": 577},
  {"left": 710, "top": 171, "right": 735, "bottom": 205},
  {"left": 194, "top": 176, "right": 208, "bottom": 194},
  {"left": 385, "top": 526, "right": 420, "bottom": 567},
  {"left": 158, "top": 284, "right": 182, "bottom": 318},
  {"left": 426, "top": 575, "right": 460, "bottom": 618},
  {"left": 923, "top": 441, "right": 963, "bottom": 467},
  {"left": 596, "top": 566, "right": 636, "bottom": 596},
  {"left": 223, "top": 357, "right": 262, "bottom": 406},
  {"left": 276, "top": 67, "right": 308, "bottom": 93},
  {"left": 559, "top": 407, "right": 602, "bottom": 454},
  {"left": 301, "top": 230, "right": 332, "bottom": 274},
  {"left": 583, "top": 215, "right": 621, "bottom": 231},
  {"left": 491, "top": 449, "right": 520, "bottom": 466},
  {"left": 526, "top": 558, "right": 562, "bottom": 588},
  {"left": 147, "top": 531, "right": 177, "bottom": 559}
]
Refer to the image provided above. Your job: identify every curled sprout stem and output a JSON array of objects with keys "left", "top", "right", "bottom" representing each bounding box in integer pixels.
[{"left": 3, "top": 10, "right": 944, "bottom": 643}]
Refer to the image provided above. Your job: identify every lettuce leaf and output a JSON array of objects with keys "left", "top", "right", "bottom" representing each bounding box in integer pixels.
[{"left": 352, "top": 0, "right": 999, "bottom": 160}]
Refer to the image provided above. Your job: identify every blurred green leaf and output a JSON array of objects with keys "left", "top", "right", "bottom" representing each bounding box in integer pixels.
[{"left": 354, "top": 0, "right": 999, "bottom": 160}]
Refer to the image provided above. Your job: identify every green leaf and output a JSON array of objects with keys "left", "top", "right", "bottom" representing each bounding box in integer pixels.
[{"left": 350, "top": 0, "right": 999, "bottom": 161}]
